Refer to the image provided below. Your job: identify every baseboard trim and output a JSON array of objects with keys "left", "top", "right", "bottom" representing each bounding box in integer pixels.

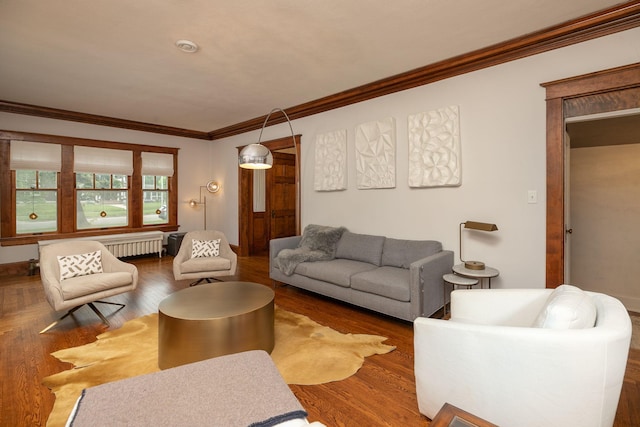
[{"left": 0, "top": 259, "right": 38, "bottom": 279}]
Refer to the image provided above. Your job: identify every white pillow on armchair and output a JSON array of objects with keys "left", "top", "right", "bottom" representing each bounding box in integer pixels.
[{"left": 533, "top": 284, "right": 597, "bottom": 329}]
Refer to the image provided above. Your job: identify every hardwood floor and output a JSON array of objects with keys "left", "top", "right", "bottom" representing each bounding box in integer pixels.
[{"left": 1, "top": 254, "right": 638, "bottom": 426}]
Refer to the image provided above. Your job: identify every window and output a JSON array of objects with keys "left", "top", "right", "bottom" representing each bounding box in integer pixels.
[
  {"left": 76, "top": 173, "right": 129, "bottom": 229},
  {"left": 74, "top": 146, "right": 133, "bottom": 230},
  {"left": 141, "top": 152, "right": 174, "bottom": 226},
  {"left": 143, "top": 175, "right": 169, "bottom": 225},
  {"left": 15, "top": 170, "right": 58, "bottom": 234},
  {"left": 10, "top": 140, "right": 61, "bottom": 235},
  {"left": 0, "top": 132, "right": 178, "bottom": 246}
]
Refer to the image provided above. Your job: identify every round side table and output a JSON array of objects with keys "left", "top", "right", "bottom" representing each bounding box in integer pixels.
[
  {"left": 442, "top": 273, "right": 479, "bottom": 316},
  {"left": 452, "top": 264, "right": 500, "bottom": 289}
]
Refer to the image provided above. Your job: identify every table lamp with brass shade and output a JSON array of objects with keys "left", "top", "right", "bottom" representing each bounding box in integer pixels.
[{"left": 459, "top": 221, "right": 498, "bottom": 270}]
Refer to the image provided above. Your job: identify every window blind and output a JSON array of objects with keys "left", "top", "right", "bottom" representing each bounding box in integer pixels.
[
  {"left": 141, "top": 152, "right": 174, "bottom": 176},
  {"left": 10, "top": 141, "right": 62, "bottom": 171},
  {"left": 74, "top": 146, "right": 133, "bottom": 175}
]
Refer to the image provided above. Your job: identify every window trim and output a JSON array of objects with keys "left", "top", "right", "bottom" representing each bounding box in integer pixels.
[{"left": 0, "top": 130, "right": 179, "bottom": 246}]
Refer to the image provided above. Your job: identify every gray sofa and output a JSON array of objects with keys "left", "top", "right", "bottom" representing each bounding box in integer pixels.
[{"left": 270, "top": 226, "right": 453, "bottom": 321}]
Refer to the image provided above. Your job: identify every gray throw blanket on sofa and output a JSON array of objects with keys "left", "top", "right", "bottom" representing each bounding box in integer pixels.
[{"left": 275, "top": 224, "right": 346, "bottom": 275}]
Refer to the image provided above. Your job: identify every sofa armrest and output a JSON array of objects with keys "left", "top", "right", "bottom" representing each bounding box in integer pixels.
[
  {"left": 269, "top": 236, "right": 302, "bottom": 275},
  {"left": 409, "top": 250, "right": 453, "bottom": 319}
]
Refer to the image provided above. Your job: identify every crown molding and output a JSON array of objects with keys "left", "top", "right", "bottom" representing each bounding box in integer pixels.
[
  {"left": 0, "top": 100, "right": 211, "bottom": 140},
  {"left": 209, "top": 1, "right": 640, "bottom": 140}
]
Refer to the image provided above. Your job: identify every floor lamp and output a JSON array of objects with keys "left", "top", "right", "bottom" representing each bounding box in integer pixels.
[
  {"left": 459, "top": 221, "right": 498, "bottom": 270},
  {"left": 238, "top": 108, "right": 300, "bottom": 232},
  {"left": 189, "top": 180, "right": 220, "bottom": 229}
]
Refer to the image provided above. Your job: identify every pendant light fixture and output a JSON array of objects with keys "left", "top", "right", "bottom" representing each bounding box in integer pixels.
[
  {"left": 28, "top": 187, "right": 38, "bottom": 220},
  {"left": 100, "top": 194, "right": 107, "bottom": 218}
]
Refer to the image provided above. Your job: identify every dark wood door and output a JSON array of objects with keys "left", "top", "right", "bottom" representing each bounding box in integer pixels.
[
  {"left": 238, "top": 135, "right": 301, "bottom": 257},
  {"left": 268, "top": 152, "right": 297, "bottom": 240}
]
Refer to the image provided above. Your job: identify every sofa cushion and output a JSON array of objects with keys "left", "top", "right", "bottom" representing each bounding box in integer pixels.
[
  {"left": 381, "top": 239, "right": 442, "bottom": 268},
  {"left": 351, "top": 266, "right": 411, "bottom": 302},
  {"left": 335, "top": 232, "right": 385, "bottom": 266},
  {"left": 295, "top": 259, "right": 377, "bottom": 288},
  {"left": 533, "top": 284, "right": 597, "bottom": 329},
  {"left": 61, "top": 272, "right": 133, "bottom": 300}
]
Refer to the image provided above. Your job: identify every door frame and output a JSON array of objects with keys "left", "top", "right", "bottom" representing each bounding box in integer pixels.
[
  {"left": 542, "top": 62, "right": 640, "bottom": 287},
  {"left": 237, "top": 135, "right": 301, "bottom": 256}
]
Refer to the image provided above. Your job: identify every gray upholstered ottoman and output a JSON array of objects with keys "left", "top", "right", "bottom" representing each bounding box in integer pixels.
[{"left": 66, "top": 350, "right": 308, "bottom": 427}]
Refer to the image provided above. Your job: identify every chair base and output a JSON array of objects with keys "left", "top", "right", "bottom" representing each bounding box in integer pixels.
[
  {"left": 189, "top": 277, "right": 223, "bottom": 287},
  {"left": 39, "top": 300, "right": 126, "bottom": 334}
]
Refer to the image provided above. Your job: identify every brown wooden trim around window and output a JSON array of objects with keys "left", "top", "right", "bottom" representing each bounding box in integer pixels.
[
  {"left": 1, "top": 2, "right": 639, "bottom": 141},
  {"left": 0, "top": 130, "right": 180, "bottom": 246},
  {"left": 541, "top": 62, "right": 640, "bottom": 287},
  {"left": 0, "top": 130, "right": 181, "bottom": 153}
]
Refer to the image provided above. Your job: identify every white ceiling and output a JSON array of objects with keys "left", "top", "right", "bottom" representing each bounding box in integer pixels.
[{"left": 0, "top": 0, "right": 628, "bottom": 133}]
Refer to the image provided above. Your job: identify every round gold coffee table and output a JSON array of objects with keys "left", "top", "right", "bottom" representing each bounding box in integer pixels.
[{"left": 158, "top": 281, "right": 275, "bottom": 369}]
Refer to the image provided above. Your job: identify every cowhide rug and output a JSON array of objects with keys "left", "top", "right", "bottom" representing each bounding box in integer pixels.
[{"left": 42, "top": 306, "right": 395, "bottom": 426}]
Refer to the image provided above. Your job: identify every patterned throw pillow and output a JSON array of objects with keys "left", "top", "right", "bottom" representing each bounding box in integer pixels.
[
  {"left": 57, "top": 250, "right": 103, "bottom": 281},
  {"left": 191, "top": 239, "right": 221, "bottom": 258}
]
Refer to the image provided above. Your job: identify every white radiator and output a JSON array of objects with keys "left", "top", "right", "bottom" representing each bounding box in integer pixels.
[{"left": 38, "top": 231, "right": 164, "bottom": 258}]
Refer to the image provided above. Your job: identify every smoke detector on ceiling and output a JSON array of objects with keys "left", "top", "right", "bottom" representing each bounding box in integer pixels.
[{"left": 175, "top": 40, "right": 199, "bottom": 53}]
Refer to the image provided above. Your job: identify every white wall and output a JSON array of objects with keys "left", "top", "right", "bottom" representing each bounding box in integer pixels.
[
  {"left": 570, "top": 143, "right": 640, "bottom": 311},
  {"left": 2, "top": 27, "right": 639, "bottom": 294},
  {"left": 212, "top": 27, "right": 640, "bottom": 291}
]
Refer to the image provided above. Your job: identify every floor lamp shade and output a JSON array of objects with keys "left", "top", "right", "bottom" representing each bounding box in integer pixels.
[
  {"left": 459, "top": 221, "right": 498, "bottom": 270},
  {"left": 239, "top": 144, "right": 273, "bottom": 169},
  {"left": 238, "top": 108, "right": 297, "bottom": 170},
  {"left": 189, "top": 181, "right": 221, "bottom": 229}
]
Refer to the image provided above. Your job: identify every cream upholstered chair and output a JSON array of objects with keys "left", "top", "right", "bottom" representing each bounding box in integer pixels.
[
  {"left": 414, "top": 286, "right": 632, "bottom": 427},
  {"left": 173, "top": 230, "right": 237, "bottom": 286},
  {"left": 39, "top": 240, "right": 138, "bottom": 333}
]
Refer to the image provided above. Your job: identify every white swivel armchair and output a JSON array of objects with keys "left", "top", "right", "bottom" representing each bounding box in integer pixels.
[
  {"left": 173, "top": 230, "right": 237, "bottom": 286},
  {"left": 414, "top": 286, "right": 632, "bottom": 427},
  {"left": 39, "top": 240, "right": 138, "bottom": 333}
]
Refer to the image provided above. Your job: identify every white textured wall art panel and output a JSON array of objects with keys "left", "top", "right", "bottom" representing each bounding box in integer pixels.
[
  {"left": 408, "top": 105, "right": 461, "bottom": 187},
  {"left": 314, "top": 129, "right": 347, "bottom": 191},
  {"left": 355, "top": 117, "right": 396, "bottom": 189}
]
